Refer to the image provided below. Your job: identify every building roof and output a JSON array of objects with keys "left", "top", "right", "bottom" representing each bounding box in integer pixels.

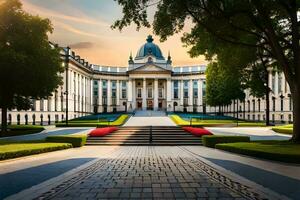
[{"left": 135, "top": 35, "right": 165, "bottom": 60}]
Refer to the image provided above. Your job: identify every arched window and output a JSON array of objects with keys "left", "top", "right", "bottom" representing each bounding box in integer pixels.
[
  {"left": 17, "top": 114, "right": 20, "bottom": 125},
  {"left": 25, "top": 114, "right": 28, "bottom": 125},
  {"left": 40, "top": 114, "right": 43, "bottom": 125},
  {"left": 48, "top": 114, "right": 51, "bottom": 125},
  {"left": 32, "top": 114, "right": 36, "bottom": 125}
]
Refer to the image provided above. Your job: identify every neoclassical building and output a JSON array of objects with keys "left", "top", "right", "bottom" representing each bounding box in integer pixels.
[{"left": 1, "top": 35, "right": 293, "bottom": 125}]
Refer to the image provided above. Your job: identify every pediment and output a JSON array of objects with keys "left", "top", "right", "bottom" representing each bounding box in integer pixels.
[{"left": 129, "top": 64, "right": 171, "bottom": 73}]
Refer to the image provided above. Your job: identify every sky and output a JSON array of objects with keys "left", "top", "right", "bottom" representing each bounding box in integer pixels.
[{"left": 21, "top": 0, "right": 207, "bottom": 66}]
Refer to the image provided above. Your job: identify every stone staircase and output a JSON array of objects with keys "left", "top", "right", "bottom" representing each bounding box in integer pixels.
[{"left": 86, "top": 126, "right": 202, "bottom": 145}]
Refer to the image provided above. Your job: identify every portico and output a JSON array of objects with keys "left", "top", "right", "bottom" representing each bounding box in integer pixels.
[{"left": 127, "top": 65, "right": 172, "bottom": 111}]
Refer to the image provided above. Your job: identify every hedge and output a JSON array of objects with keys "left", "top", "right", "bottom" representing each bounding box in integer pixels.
[
  {"left": 0, "top": 125, "right": 45, "bottom": 137},
  {"left": 272, "top": 125, "right": 293, "bottom": 134},
  {"left": 216, "top": 141, "right": 300, "bottom": 163},
  {"left": 202, "top": 135, "right": 250, "bottom": 148},
  {"left": 46, "top": 135, "right": 87, "bottom": 147},
  {"left": 0, "top": 141, "right": 72, "bottom": 160}
]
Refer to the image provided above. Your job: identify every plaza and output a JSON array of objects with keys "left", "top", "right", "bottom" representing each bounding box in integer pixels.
[{"left": 1, "top": 1, "right": 300, "bottom": 199}]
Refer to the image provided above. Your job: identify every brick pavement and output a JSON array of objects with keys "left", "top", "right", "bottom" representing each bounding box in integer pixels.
[{"left": 30, "top": 146, "right": 276, "bottom": 200}]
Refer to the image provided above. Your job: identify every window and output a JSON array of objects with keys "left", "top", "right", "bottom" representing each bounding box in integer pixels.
[
  {"left": 111, "top": 80, "right": 116, "bottom": 89},
  {"left": 258, "top": 99, "right": 261, "bottom": 112},
  {"left": 248, "top": 101, "right": 250, "bottom": 112},
  {"left": 173, "top": 81, "right": 179, "bottom": 99},
  {"left": 252, "top": 100, "right": 255, "bottom": 112},
  {"left": 272, "top": 97, "right": 276, "bottom": 111},
  {"left": 32, "top": 100, "right": 36, "bottom": 111},
  {"left": 158, "top": 88, "right": 163, "bottom": 98},
  {"left": 202, "top": 81, "right": 206, "bottom": 97},
  {"left": 137, "top": 88, "right": 142, "bottom": 98},
  {"left": 193, "top": 80, "right": 198, "bottom": 98},
  {"left": 147, "top": 88, "right": 153, "bottom": 98},
  {"left": 278, "top": 74, "right": 282, "bottom": 93},
  {"left": 183, "top": 80, "right": 189, "bottom": 98},
  {"left": 122, "top": 89, "right": 127, "bottom": 99},
  {"left": 40, "top": 99, "right": 44, "bottom": 111},
  {"left": 112, "top": 89, "right": 116, "bottom": 98}
]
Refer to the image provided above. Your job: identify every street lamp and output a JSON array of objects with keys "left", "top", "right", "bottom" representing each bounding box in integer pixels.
[{"left": 64, "top": 47, "right": 70, "bottom": 126}]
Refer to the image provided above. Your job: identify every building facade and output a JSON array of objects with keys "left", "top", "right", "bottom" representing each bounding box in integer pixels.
[{"left": 1, "top": 35, "right": 293, "bottom": 124}]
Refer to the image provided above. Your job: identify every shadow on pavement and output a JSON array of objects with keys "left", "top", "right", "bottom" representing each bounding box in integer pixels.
[
  {"left": 0, "top": 158, "right": 95, "bottom": 199},
  {"left": 203, "top": 156, "right": 300, "bottom": 199}
]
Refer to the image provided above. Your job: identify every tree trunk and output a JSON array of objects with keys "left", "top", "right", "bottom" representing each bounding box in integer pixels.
[
  {"left": 1, "top": 106, "right": 7, "bottom": 133},
  {"left": 265, "top": 72, "right": 270, "bottom": 126},
  {"left": 291, "top": 86, "right": 300, "bottom": 143}
]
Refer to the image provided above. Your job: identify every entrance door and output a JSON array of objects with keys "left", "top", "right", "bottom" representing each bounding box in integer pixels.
[
  {"left": 137, "top": 101, "right": 142, "bottom": 110},
  {"left": 147, "top": 100, "right": 153, "bottom": 110}
]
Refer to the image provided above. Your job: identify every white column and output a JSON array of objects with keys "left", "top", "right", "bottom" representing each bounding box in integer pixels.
[
  {"left": 107, "top": 80, "right": 112, "bottom": 111},
  {"left": 188, "top": 79, "right": 193, "bottom": 107},
  {"left": 98, "top": 79, "right": 102, "bottom": 112},
  {"left": 128, "top": 79, "right": 132, "bottom": 102},
  {"left": 166, "top": 78, "right": 172, "bottom": 111},
  {"left": 142, "top": 78, "right": 147, "bottom": 110},
  {"left": 180, "top": 80, "right": 184, "bottom": 106},
  {"left": 116, "top": 80, "right": 120, "bottom": 107},
  {"left": 90, "top": 79, "right": 93, "bottom": 113},
  {"left": 198, "top": 79, "right": 202, "bottom": 112},
  {"left": 275, "top": 72, "right": 279, "bottom": 95},
  {"left": 154, "top": 79, "right": 158, "bottom": 110},
  {"left": 132, "top": 79, "right": 136, "bottom": 110}
]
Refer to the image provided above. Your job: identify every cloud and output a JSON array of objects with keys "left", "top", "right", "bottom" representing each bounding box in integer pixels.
[
  {"left": 70, "top": 42, "right": 94, "bottom": 49},
  {"left": 22, "top": 0, "right": 109, "bottom": 27},
  {"left": 55, "top": 21, "right": 101, "bottom": 38}
]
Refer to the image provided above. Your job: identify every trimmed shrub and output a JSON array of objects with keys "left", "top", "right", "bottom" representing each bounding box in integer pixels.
[
  {"left": 272, "top": 126, "right": 293, "bottom": 134},
  {"left": 215, "top": 141, "right": 300, "bottom": 163},
  {"left": 182, "top": 127, "right": 213, "bottom": 137},
  {"left": 46, "top": 135, "right": 87, "bottom": 147},
  {"left": 89, "top": 127, "right": 118, "bottom": 137},
  {"left": 202, "top": 135, "right": 250, "bottom": 148},
  {"left": 0, "top": 142, "right": 72, "bottom": 160}
]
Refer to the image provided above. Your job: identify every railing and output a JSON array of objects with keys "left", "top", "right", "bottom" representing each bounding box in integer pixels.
[{"left": 149, "top": 126, "right": 153, "bottom": 144}]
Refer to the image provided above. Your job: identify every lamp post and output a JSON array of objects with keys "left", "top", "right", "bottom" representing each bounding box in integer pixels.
[{"left": 64, "top": 47, "right": 70, "bottom": 126}]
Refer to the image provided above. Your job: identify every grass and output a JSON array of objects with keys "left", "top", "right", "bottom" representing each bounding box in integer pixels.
[
  {"left": 202, "top": 135, "right": 250, "bottom": 148},
  {"left": 170, "top": 115, "right": 266, "bottom": 127},
  {"left": 0, "top": 140, "right": 72, "bottom": 160},
  {"left": 216, "top": 140, "right": 300, "bottom": 163},
  {"left": 56, "top": 114, "right": 130, "bottom": 127},
  {"left": 272, "top": 124, "right": 293, "bottom": 134},
  {"left": 0, "top": 125, "right": 45, "bottom": 137}
]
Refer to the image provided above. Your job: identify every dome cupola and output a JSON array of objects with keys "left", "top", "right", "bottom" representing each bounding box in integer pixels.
[{"left": 135, "top": 35, "right": 165, "bottom": 60}]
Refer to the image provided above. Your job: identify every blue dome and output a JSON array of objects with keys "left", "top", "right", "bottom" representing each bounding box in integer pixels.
[{"left": 135, "top": 35, "right": 165, "bottom": 60}]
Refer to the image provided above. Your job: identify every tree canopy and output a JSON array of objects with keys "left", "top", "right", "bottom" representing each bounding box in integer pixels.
[
  {"left": 0, "top": 0, "right": 63, "bottom": 132},
  {"left": 113, "top": 0, "right": 300, "bottom": 142}
]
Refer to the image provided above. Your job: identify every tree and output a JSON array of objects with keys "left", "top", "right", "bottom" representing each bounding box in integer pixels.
[
  {"left": 113, "top": 0, "right": 300, "bottom": 143},
  {"left": 0, "top": 0, "right": 63, "bottom": 133}
]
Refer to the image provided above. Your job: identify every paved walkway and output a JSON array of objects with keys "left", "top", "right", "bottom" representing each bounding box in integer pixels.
[
  {"left": 2, "top": 146, "right": 299, "bottom": 200},
  {"left": 207, "top": 127, "right": 291, "bottom": 141},
  {"left": 123, "top": 111, "right": 176, "bottom": 127}
]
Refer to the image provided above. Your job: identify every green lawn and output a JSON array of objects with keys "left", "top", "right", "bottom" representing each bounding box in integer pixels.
[
  {"left": 0, "top": 125, "right": 45, "bottom": 137},
  {"left": 0, "top": 140, "right": 72, "bottom": 160},
  {"left": 170, "top": 115, "right": 266, "bottom": 127},
  {"left": 216, "top": 140, "right": 300, "bottom": 163},
  {"left": 56, "top": 114, "right": 129, "bottom": 127},
  {"left": 272, "top": 124, "right": 293, "bottom": 134}
]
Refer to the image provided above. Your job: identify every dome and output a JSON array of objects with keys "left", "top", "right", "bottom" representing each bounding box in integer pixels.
[{"left": 135, "top": 35, "right": 165, "bottom": 60}]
